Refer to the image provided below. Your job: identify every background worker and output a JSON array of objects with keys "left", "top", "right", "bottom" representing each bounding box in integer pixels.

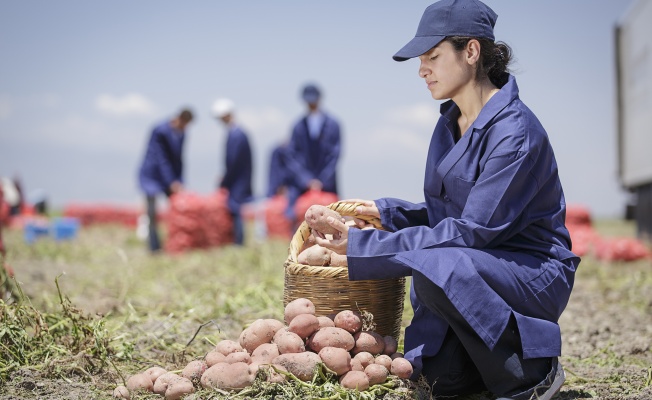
[
  {"left": 212, "top": 98, "right": 253, "bottom": 246},
  {"left": 315, "top": 0, "right": 578, "bottom": 399},
  {"left": 283, "top": 83, "right": 342, "bottom": 222},
  {"left": 267, "top": 141, "right": 289, "bottom": 198},
  {"left": 137, "top": 108, "right": 193, "bottom": 253}
]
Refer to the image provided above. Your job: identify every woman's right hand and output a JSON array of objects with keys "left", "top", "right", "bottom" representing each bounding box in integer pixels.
[{"left": 341, "top": 199, "right": 380, "bottom": 227}]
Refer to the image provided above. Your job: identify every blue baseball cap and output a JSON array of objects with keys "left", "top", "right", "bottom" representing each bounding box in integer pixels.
[
  {"left": 393, "top": 0, "right": 497, "bottom": 62},
  {"left": 301, "top": 84, "right": 321, "bottom": 104}
]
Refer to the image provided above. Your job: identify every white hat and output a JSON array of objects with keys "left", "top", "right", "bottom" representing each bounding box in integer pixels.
[{"left": 211, "top": 98, "right": 234, "bottom": 118}]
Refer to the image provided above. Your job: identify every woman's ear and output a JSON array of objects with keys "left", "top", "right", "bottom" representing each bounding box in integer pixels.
[{"left": 465, "top": 39, "right": 481, "bottom": 66}]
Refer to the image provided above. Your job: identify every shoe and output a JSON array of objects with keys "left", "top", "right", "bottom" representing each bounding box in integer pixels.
[{"left": 496, "top": 357, "right": 565, "bottom": 400}]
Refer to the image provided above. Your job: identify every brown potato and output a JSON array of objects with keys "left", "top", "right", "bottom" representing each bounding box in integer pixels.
[
  {"left": 339, "top": 370, "right": 370, "bottom": 391},
  {"left": 297, "top": 244, "right": 332, "bottom": 266},
  {"left": 305, "top": 205, "right": 343, "bottom": 235},
  {"left": 200, "top": 362, "right": 256, "bottom": 391},
  {"left": 164, "top": 376, "right": 194, "bottom": 400},
  {"left": 284, "top": 298, "right": 316, "bottom": 325},
  {"left": 239, "top": 319, "right": 276, "bottom": 353},
  {"left": 330, "top": 253, "right": 348, "bottom": 267},
  {"left": 390, "top": 357, "right": 414, "bottom": 379},
  {"left": 307, "top": 327, "right": 355, "bottom": 353},
  {"left": 273, "top": 330, "right": 306, "bottom": 354},
  {"left": 288, "top": 313, "right": 320, "bottom": 339},
  {"left": 374, "top": 354, "right": 392, "bottom": 371},
  {"left": 383, "top": 336, "right": 398, "bottom": 355},
  {"left": 153, "top": 372, "right": 180, "bottom": 395},
  {"left": 205, "top": 349, "right": 227, "bottom": 367},
  {"left": 353, "top": 351, "right": 375, "bottom": 368},
  {"left": 318, "top": 346, "right": 352, "bottom": 376},
  {"left": 225, "top": 351, "right": 252, "bottom": 364},
  {"left": 259, "top": 364, "right": 287, "bottom": 383},
  {"left": 390, "top": 352, "right": 404, "bottom": 360},
  {"left": 251, "top": 343, "right": 280, "bottom": 364},
  {"left": 112, "top": 385, "right": 130, "bottom": 399},
  {"left": 364, "top": 364, "right": 389, "bottom": 386},
  {"left": 215, "top": 339, "right": 244, "bottom": 356},
  {"left": 299, "top": 233, "right": 317, "bottom": 253},
  {"left": 317, "top": 316, "right": 336, "bottom": 329},
  {"left": 264, "top": 319, "right": 285, "bottom": 336},
  {"left": 350, "top": 358, "right": 365, "bottom": 372},
  {"left": 143, "top": 366, "right": 167, "bottom": 384},
  {"left": 352, "top": 331, "right": 385, "bottom": 355},
  {"left": 334, "top": 310, "right": 362, "bottom": 334},
  {"left": 272, "top": 352, "right": 322, "bottom": 381},
  {"left": 181, "top": 360, "right": 207, "bottom": 382},
  {"left": 126, "top": 373, "right": 153, "bottom": 393}
]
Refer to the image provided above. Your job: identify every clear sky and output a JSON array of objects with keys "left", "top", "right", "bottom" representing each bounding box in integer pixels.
[{"left": 0, "top": 1, "right": 635, "bottom": 218}]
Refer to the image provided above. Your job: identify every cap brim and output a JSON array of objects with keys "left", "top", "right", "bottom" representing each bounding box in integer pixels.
[{"left": 393, "top": 35, "right": 446, "bottom": 61}]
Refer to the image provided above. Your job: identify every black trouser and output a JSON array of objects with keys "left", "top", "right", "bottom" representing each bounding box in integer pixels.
[
  {"left": 412, "top": 270, "right": 552, "bottom": 397},
  {"left": 146, "top": 195, "right": 161, "bottom": 252}
]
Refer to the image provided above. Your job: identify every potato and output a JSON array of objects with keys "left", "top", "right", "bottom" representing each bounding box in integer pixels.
[
  {"left": 353, "top": 351, "right": 374, "bottom": 368},
  {"left": 308, "top": 327, "right": 355, "bottom": 353},
  {"left": 299, "top": 233, "right": 317, "bottom": 253},
  {"left": 350, "top": 358, "right": 364, "bottom": 372},
  {"left": 181, "top": 360, "right": 207, "bottom": 381},
  {"left": 239, "top": 319, "right": 276, "bottom": 353},
  {"left": 390, "top": 357, "right": 413, "bottom": 379},
  {"left": 264, "top": 318, "right": 285, "bottom": 336},
  {"left": 317, "top": 316, "right": 336, "bottom": 329},
  {"left": 288, "top": 313, "right": 320, "bottom": 339},
  {"left": 272, "top": 352, "right": 322, "bottom": 381},
  {"left": 225, "top": 351, "right": 252, "bottom": 364},
  {"left": 112, "top": 385, "right": 130, "bottom": 399},
  {"left": 164, "top": 376, "right": 194, "bottom": 400},
  {"left": 339, "top": 370, "right": 370, "bottom": 391},
  {"left": 374, "top": 354, "right": 392, "bottom": 371},
  {"left": 383, "top": 336, "right": 398, "bottom": 355},
  {"left": 284, "top": 298, "right": 316, "bottom": 324},
  {"left": 273, "top": 330, "right": 306, "bottom": 354},
  {"left": 200, "top": 362, "right": 256, "bottom": 390},
  {"left": 153, "top": 372, "right": 181, "bottom": 395},
  {"left": 126, "top": 373, "right": 153, "bottom": 393},
  {"left": 215, "top": 339, "right": 244, "bottom": 356},
  {"left": 318, "top": 346, "right": 352, "bottom": 376},
  {"left": 305, "top": 205, "right": 343, "bottom": 235},
  {"left": 297, "top": 244, "right": 331, "bottom": 266},
  {"left": 259, "top": 364, "right": 287, "bottom": 383},
  {"left": 352, "top": 331, "right": 385, "bottom": 355},
  {"left": 334, "top": 310, "right": 362, "bottom": 334},
  {"left": 330, "top": 253, "right": 348, "bottom": 267},
  {"left": 251, "top": 343, "right": 280, "bottom": 364},
  {"left": 364, "top": 364, "right": 389, "bottom": 386},
  {"left": 143, "top": 366, "right": 167, "bottom": 384},
  {"left": 205, "top": 349, "right": 227, "bottom": 367},
  {"left": 390, "top": 352, "right": 404, "bottom": 360}
]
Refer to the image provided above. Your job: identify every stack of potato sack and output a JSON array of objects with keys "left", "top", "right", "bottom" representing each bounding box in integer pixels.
[
  {"left": 63, "top": 204, "right": 140, "bottom": 227},
  {"left": 165, "top": 190, "right": 233, "bottom": 253},
  {"left": 293, "top": 189, "right": 338, "bottom": 225},
  {"left": 264, "top": 194, "right": 293, "bottom": 240},
  {"left": 115, "top": 298, "right": 413, "bottom": 399}
]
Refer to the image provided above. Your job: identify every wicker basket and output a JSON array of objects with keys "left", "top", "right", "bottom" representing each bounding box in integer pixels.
[{"left": 283, "top": 201, "right": 406, "bottom": 340}]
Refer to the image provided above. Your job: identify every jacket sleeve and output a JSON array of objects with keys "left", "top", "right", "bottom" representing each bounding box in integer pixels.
[
  {"left": 349, "top": 149, "right": 539, "bottom": 259},
  {"left": 375, "top": 198, "right": 430, "bottom": 232},
  {"left": 316, "top": 119, "right": 341, "bottom": 187},
  {"left": 153, "top": 127, "right": 178, "bottom": 188}
]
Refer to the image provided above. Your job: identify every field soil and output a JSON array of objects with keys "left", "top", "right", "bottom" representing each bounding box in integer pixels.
[{"left": 0, "top": 220, "right": 650, "bottom": 399}]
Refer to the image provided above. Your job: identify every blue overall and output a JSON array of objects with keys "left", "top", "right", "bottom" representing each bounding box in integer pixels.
[
  {"left": 219, "top": 125, "right": 253, "bottom": 245},
  {"left": 267, "top": 144, "right": 289, "bottom": 198},
  {"left": 346, "top": 75, "right": 579, "bottom": 378},
  {"left": 284, "top": 113, "right": 341, "bottom": 218}
]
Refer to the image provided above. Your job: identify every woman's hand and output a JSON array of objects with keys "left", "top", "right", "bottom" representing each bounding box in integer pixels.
[
  {"left": 313, "top": 216, "right": 349, "bottom": 255},
  {"left": 341, "top": 198, "right": 380, "bottom": 228}
]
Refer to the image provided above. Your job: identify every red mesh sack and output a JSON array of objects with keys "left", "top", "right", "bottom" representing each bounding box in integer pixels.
[
  {"left": 293, "top": 190, "right": 338, "bottom": 224},
  {"left": 265, "top": 194, "right": 292, "bottom": 240}
]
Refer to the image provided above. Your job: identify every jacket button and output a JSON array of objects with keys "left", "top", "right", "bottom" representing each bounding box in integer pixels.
[{"left": 443, "top": 194, "right": 450, "bottom": 201}]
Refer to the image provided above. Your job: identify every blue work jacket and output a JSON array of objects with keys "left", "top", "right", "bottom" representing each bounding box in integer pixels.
[
  {"left": 220, "top": 125, "right": 253, "bottom": 212},
  {"left": 347, "top": 75, "right": 579, "bottom": 376},
  {"left": 267, "top": 144, "right": 289, "bottom": 198},
  {"left": 284, "top": 112, "right": 341, "bottom": 195},
  {"left": 138, "top": 121, "right": 185, "bottom": 196}
]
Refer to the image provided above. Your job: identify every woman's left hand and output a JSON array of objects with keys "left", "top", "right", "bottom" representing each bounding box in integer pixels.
[{"left": 313, "top": 216, "right": 349, "bottom": 255}]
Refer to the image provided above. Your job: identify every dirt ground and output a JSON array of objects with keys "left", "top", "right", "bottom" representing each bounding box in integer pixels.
[{"left": 0, "top": 221, "right": 650, "bottom": 400}]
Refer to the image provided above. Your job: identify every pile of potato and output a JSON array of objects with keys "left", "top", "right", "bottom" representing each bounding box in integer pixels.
[{"left": 114, "top": 298, "right": 413, "bottom": 399}]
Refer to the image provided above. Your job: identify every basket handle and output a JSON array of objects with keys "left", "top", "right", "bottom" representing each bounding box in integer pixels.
[{"left": 288, "top": 201, "right": 383, "bottom": 262}]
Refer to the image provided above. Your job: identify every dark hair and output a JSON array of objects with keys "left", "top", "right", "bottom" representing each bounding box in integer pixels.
[
  {"left": 445, "top": 37, "right": 512, "bottom": 88},
  {"left": 178, "top": 108, "right": 194, "bottom": 122}
]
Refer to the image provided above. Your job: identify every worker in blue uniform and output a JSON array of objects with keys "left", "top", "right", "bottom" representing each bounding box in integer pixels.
[
  {"left": 267, "top": 142, "right": 289, "bottom": 198},
  {"left": 314, "top": 1, "right": 579, "bottom": 399},
  {"left": 212, "top": 98, "right": 253, "bottom": 246},
  {"left": 138, "top": 108, "right": 193, "bottom": 253},
  {"left": 284, "top": 84, "right": 342, "bottom": 222}
]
